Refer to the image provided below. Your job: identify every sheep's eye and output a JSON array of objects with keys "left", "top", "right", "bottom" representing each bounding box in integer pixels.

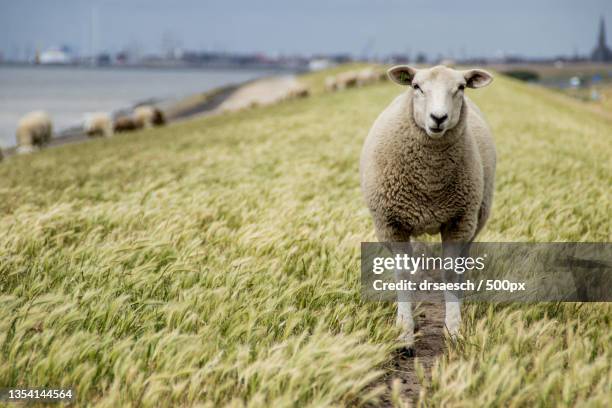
[
  {"left": 457, "top": 84, "right": 465, "bottom": 92},
  {"left": 412, "top": 84, "right": 422, "bottom": 92}
]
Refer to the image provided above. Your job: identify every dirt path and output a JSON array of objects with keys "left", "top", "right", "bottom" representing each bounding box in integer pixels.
[
  {"left": 214, "top": 75, "right": 299, "bottom": 112},
  {"left": 375, "top": 302, "right": 447, "bottom": 406}
]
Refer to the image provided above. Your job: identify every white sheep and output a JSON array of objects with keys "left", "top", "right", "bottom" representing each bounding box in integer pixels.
[
  {"left": 439, "top": 58, "right": 456, "bottom": 68},
  {"left": 360, "top": 65, "right": 495, "bottom": 354},
  {"left": 16, "top": 111, "right": 53, "bottom": 154},
  {"left": 286, "top": 83, "right": 310, "bottom": 99},
  {"left": 336, "top": 71, "right": 358, "bottom": 90},
  {"left": 134, "top": 106, "right": 155, "bottom": 129},
  {"left": 134, "top": 106, "right": 165, "bottom": 129},
  {"left": 113, "top": 116, "right": 141, "bottom": 133},
  {"left": 325, "top": 76, "right": 338, "bottom": 92},
  {"left": 357, "top": 67, "right": 378, "bottom": 87},
  {"left": 84, "top": 112, "right": 113, "bottom": 138}
]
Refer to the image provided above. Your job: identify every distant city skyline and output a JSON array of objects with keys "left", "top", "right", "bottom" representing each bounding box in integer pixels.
[{"left": 1, "top": 0, "right": 611, "bottom": 60}]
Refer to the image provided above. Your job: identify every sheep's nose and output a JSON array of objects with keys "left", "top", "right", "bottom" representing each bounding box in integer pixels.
[{"left": 430, "top": 113, "right": 448, "bottom": 126}]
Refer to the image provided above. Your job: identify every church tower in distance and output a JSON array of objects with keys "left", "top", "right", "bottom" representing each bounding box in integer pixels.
[{"left": 591, "top": 16, "right": 612, "bottom": 62}]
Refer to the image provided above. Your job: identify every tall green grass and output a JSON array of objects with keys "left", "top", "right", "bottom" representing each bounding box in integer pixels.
[{"left": 0, "top": 71, "right": 610, "bottom": 407}]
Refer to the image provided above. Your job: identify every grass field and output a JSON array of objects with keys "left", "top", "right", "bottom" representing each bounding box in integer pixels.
[{"left": 0, "top": 68, "right": 610, "bottom": 407}]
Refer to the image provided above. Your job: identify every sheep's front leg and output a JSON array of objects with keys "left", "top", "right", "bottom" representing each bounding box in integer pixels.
[
  {"left": 388, "top": 242, "right": 415, "bottom": 356},
  {"left": 441, "top": 222, "right": 475, "bottom": 338},
  {"left": 396, "top": 300, "right": 414, "bottom": 350},
  {"left": 441, "top": 242, "right": 466, "bottom": 337},
  {"left": 387, "top": 242, "right": 414, "bottom": 357},
  {"left": 375, "top": 221, "right": 415, "bottom": 355},
  {"left": 444, "top": 287, "right": 462, "bottom": 337}
]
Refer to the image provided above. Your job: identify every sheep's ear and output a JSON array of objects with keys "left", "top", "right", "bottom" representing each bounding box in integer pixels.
[
  {"left": 463, "top": 69, "right": 493, "bottom": 88},
  {"left": 387, "top": 65, "right": 418, "bottom": 86}
]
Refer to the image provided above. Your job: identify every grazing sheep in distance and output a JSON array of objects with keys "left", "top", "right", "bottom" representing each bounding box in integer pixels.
[
  {"left": 360, "top": 65, "right": 495, "bottom": 354},
  {"left": 286, "top": 83, "right": 310, "bottom": 99},
  {"left": 357, "top": 68, "right": 378, "bottom": 87},
  {"left": 134, "top": 106, "right": 165, "bottom": 129},
  {"left": 113, "top": 116, "right": 141, "bottom": 133},
  {"left": 152, "top": 108, "right": 166, "bottom": 126},
  {"left": 439, "top": 59, "right": 456, "bottom": 68},
  {"left": 134, "top": 106, "right": 155, "bottom": 129},
  {"left": 336, "top": 71, "right": 358, "bottom": 90},
  {"left": 326, "top": 68, "right": 386, "bottom": 92},
  {"left": 325, "top": 76, "right": 338, "bottom": 92},
  {"left": 16, "top": 111, "right": 52, "bottom": 154},
  {"left": 84, "top": 112, "right": 113, "bottom": 138}
]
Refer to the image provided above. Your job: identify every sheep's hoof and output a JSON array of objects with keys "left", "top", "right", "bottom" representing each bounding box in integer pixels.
[{"left": 396, "top": 346, "right": 415, "bottom": 358}]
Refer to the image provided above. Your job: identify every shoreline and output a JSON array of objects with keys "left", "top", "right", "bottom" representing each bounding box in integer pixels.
[{"left": 1, "top": 73, "right": 299, "bottom": 158}]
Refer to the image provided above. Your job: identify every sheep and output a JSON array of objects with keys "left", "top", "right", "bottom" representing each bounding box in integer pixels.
[
  {"left": 84, "top": 112, "right": 113, "bottom": 138},
  {"left": 16, "top": 111, "right": 52, "bottom": 154},
  {"left": 151, "top": 107, "right": 166, "bottom": 126},
  {"left": 133, "top": 106, "right": 155, "bottom": 129},
  {"left": 336, "top": 71, "right": 358, "bottom": 90},
  {"left": 439, "top": 58, "right": 456, "bottom": 68},
  {"left": 134, "top": 106, "right": 165, "bottom": 129},
  {"left": 360, "top": 65, "right": 495, "bottom": 355},
  {"left": 113, "top": 116, "right": 141, "bottom": 133},
  {"left": 325, "top": 76, "right": 338, "bottom": 92},
  {"left": 357, "top": 67, "right": 378, "bottom": 87},
  {"left": 286, "top": 83, "right": 310, "bottom": 99}
]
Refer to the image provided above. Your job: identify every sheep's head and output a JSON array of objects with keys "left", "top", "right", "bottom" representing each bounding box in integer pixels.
[{"left": 387, "top": 65, "right": 493, "bottom": 138}]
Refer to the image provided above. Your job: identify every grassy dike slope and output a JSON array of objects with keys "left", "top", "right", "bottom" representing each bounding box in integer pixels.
[{"left": 0, "top": 72, "right": 611, "bottom": 407}]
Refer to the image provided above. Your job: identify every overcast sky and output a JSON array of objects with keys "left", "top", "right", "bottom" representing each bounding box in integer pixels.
[{"left": 1, "top": 0, "right": 611, "bottom": 59}]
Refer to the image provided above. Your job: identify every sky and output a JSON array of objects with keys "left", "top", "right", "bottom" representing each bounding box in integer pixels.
[{"left": 1, "top": 0, "right": 611, "bottom": 59}]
